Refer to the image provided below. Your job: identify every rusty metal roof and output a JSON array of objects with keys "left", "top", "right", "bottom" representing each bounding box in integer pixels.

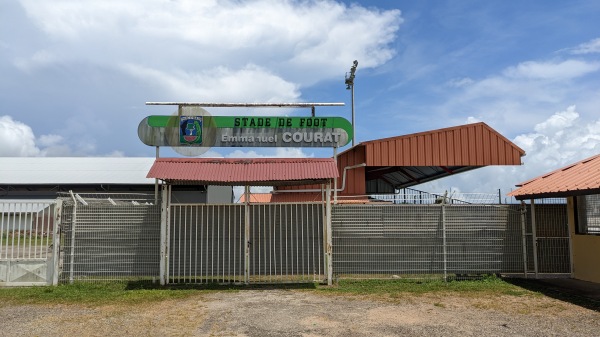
[
  {"left": 147, "top": 158, "right": 338, "bottom": 186},
  {"left": 508, "top": 154, "right": 600, "bottom": 200}
]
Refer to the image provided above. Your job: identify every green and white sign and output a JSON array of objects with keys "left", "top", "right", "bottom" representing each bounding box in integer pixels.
[{"left": 138, "top": 115, "right": 353, "bottom": 148}]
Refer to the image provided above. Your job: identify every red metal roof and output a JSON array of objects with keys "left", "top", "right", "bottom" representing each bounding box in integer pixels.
[
  {"left": 280, "top": 122, "right": 525, "bottom": 195},
  {"left": 359, "top": 122, "right": 524, "bottom": 166},
  {"left": 240, "top": 192, "right": 375, "bottom": 204},
  {"left": 508, "top": 154, "right": 600, "bottom": 199},
  {"left": 147, "top": 158, "right": 339, "bottom": 186}
]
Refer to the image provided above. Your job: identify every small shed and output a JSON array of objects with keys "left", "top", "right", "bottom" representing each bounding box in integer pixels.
[{"left": 508, "top": 154, "right": 600, "bottom": 283}]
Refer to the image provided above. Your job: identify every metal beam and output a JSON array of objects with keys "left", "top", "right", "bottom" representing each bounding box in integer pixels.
[{"left": 146, "top": 102, "right": 344, "bottom": 108}]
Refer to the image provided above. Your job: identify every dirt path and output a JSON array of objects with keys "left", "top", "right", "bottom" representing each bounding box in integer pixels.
[{"left": 1, "top": 289, "right": 599, "bottom": 336}]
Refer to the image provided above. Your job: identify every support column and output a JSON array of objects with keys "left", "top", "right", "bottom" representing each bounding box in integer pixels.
[
  {"left": 160, "top": 185, "right": 170, "bottom": 285},
  {"left": 69, "top": 191, "right": 77, "bottom": 284},
  {"left": 520, "top": 201, "right": 529, "bottom": 278},
  {"left": 325, "top": 181, "right": 333, "bottom": 285},
  {"left": 333, "top": 146, "right": 338, "bottom": 204},
  {"left": 51, "top": 199, "right": 63, "bottom": 286},
  {"left": 531, "top": 199, "right": 539, "bottom": 279},
  {"left": 441, "top": 193, "right": 447, "bottom": 282},
  {"left": 244, "top": 185, "right": 250, "bottom": 284}
]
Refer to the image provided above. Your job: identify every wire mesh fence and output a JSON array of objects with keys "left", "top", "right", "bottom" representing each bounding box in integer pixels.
[
  {"left": 369, "top": 188, "right": 501, "bottom": 205},
  {"left": 50, "top": 192, "right": 571, "bottom": 284},
  {"left": 59, "top": 193, "right": 160, "bottom": 283},
  {"left": 332, "top": 203, "right": 530, "bottom": 281}
]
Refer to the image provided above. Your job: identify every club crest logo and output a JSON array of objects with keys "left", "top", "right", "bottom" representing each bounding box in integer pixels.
[{"left": 179, "top": 116, "right": 203, "bottom": 145}]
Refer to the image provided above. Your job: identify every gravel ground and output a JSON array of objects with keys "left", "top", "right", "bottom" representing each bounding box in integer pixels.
[{"left": 1, "top": 289, "right": 599, "bottom": 337}]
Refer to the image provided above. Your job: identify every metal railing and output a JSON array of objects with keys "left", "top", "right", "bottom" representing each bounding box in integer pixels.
[
  {"left": 369, "top": 188, "right": 499, "bottom": 205},
  {"left": 1, "top": 201, "right": 56, "bottom": 260},
  {"left": 168, "top": 203, "right": 325, "bottom": 284}
]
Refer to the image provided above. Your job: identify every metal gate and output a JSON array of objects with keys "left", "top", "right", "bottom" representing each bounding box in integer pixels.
[
  {"left": 0, "top": 200, "right": 59, "bottom": 286},
  {"left": 168, "top": 203, "right": 325, "bottom": 284},
  {"left": 524, "top": 200, "right": 571, "bottom": 277}
]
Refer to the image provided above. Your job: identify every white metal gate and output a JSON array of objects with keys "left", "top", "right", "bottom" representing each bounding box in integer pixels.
[
  {"left": 167, "top": 203, "right": 326, "bottom": 284},
  {"left": 0, "top": 200, "right": 60, "bottom": 286}
]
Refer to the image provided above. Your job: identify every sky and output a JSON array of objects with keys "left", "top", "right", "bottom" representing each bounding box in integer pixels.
[{"left": 1, "top": 0, "right": 600, "bottom": 200}]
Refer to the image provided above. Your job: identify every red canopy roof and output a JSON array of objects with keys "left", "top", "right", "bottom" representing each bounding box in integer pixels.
[
  {"left": 508, "top": 154, "right": 600, "bottom": 199},
  {"left": 147, "top": 158, "right": 338, "bottom": 186}
]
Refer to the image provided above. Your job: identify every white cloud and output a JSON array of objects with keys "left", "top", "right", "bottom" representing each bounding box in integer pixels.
[
  {"left": 0, "top": 115, "right": 130, "bottom": 157},
  {"left": 503, "top": 60, "right": 600, "bottom": 80},
  {"left": 121, "top": 63, "right": 300, "bottom": 103},
  {"left": 13, "top": 49, "right": 58, "bottom": 72},
  {"left": 0, "top": 115, "right": 41, "bottom": 156},
  {"left": 434, "top": 56, "right": 600, "bottom": 135},
  {"left": 570, "top": 37, "right": 600, "bottom": 55},
  {"left": 420, "top": 106, "right": 600, "bottom": 201},
  {"left": 227, "top": 147, "right": 312, "bottom": 159},
  {"left": 465, "top": 116, "right": 481, "bottom": 124},
  {"left": 18, "top": 0, "right": 401, "bottom": 87}
]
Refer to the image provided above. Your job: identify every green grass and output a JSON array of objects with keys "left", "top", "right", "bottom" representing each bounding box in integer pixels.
[
  {"left": 0, "top": 282, "right": 211, "bottom": 306},
  {"left": 0, "top": 275, "right": 538, "bottom": 306},
  {"left": 1, "top": 233, "right": 51, "bottom": 247},
  {"left": 318, "top": 275, "right": 536, "bottom": 297}
]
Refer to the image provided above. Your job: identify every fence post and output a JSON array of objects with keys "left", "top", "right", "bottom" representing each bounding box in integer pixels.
[
  {"left": 442, "top": 194, "right": 448, "bottom": 282},
  {"left": 244, "top": 185, "right": 250, "bottom": 284},
  {"left": 160, "top": 185, "right": 169, "bottom": 285},
  {"left": 325, "top": 181, "right": 333, "bottom": 285},
  {"left": 530, "top": 199, "right": 538, "bottom": 279},
  {"left": 51, "top": 199, "right": 63, "bottom": 286},
  {"left": 520, "top": 201, "right": 528, "bottom": 278},
  {"left": 69, "top": 191, "right": 78, "bottom": 284}
]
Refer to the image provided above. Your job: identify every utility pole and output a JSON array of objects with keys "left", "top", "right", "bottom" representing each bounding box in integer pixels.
[{"left": 345, "top": 60, "right": 358, "bottom": 147}]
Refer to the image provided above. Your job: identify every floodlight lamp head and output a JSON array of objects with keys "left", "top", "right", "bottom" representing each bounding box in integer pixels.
[{"left": 345, "top": 60, "right": 358, "bottom": 90}]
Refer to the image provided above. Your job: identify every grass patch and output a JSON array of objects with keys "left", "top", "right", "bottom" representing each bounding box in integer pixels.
[
  {"left": 319, "top": 275, "right": 536, "bottom": 297},
  {"left": 0, "top": 276, "right": 538, "bottom": 306},
  {"left": 0, "top": 282, "right": 209, "bottom": 306}
]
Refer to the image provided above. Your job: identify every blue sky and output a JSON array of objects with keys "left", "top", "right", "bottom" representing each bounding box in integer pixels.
[{"left": 2, "top": 0, "right": 600, "bottom": 198}]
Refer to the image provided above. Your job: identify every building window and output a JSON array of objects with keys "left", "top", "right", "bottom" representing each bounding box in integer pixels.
[{"left": 576, "top": 194, "right": 600, "bottom": 235}]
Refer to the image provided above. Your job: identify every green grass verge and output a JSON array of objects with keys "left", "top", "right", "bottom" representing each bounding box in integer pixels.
[
  {"left": 0, "top": 282, "right": 209, "bottom": 306},
  {"left": 0, "top": 276, "right": 536, "bottom": 306},
  {"left": 318, "top": 275, "right": 537, "bottom": 297}
]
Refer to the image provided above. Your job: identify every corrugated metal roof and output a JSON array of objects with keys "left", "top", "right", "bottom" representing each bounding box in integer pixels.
[
  {"left": 358, "top": 122, "right": 524, "bottom": 166},
  {"left": 278, "top": 123, "right": 525, "bottom": 195},
  {"left": 147, "top": 158, "right": 339, "bottom": 186},
  {"left": 508, "top": 154, "right": 600, "bottom": 200},
  {"left": 240, "top": 192, "right": 374, "bottom": 204},
  {"left": 0, "top": 157, "right": 156, "bottom": 185}
]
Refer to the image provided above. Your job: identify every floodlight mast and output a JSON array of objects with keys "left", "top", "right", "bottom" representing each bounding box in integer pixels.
[{"left": 345, "top": 60, "right": 358, "bottom": 147}]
